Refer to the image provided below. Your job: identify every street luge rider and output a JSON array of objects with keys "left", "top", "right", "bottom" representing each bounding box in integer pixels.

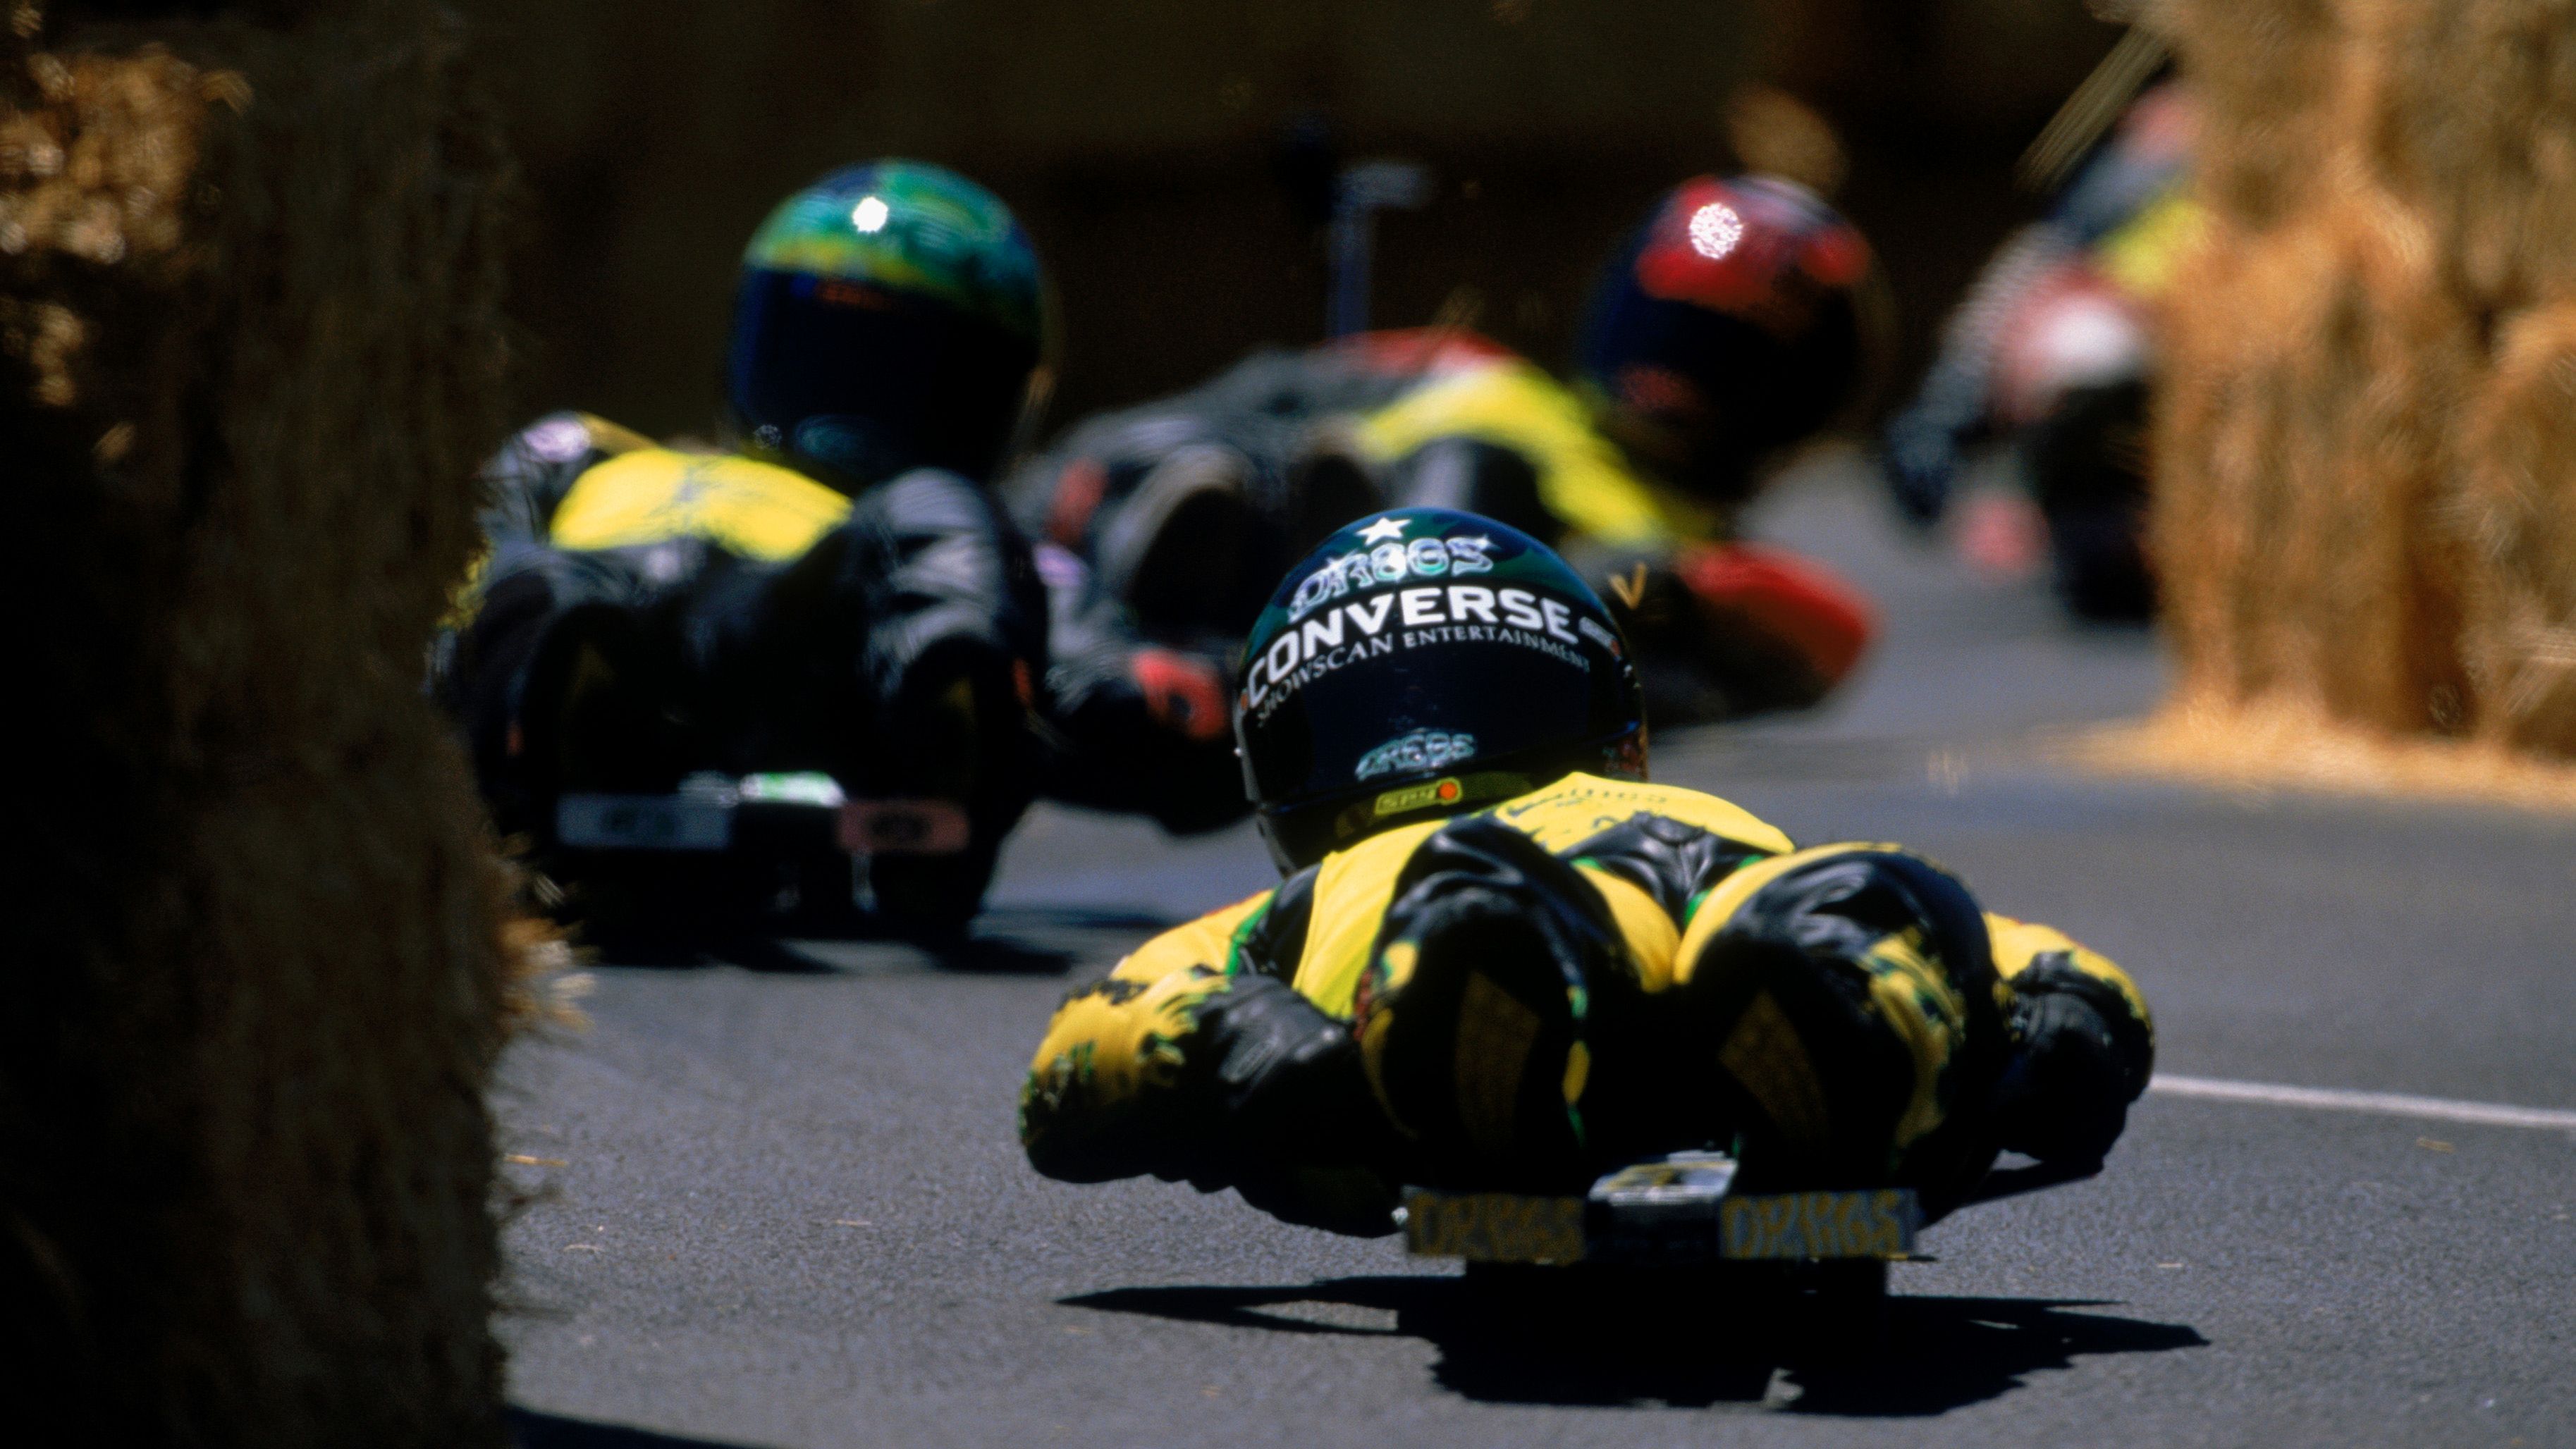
[
  {"left": 1881, "top": 82, "right": 2195, "bottom": 622},
  {"left": 437, "top": 161, "right": 1242, "bottom": 930},
  {"left": 1009, "top": 174, "right": 1886, "bottom": 736},
  {"left": 1019, "top": 507, "right": 2152, "bottom": 1235}
]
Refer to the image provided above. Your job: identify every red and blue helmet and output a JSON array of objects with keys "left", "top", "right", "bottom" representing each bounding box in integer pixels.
[{"left": 1578, "top": 175, "right": 1877, "bottom": 500}]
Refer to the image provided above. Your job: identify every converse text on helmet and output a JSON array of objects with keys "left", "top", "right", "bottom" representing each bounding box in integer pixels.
[{"left": 1241, "top": 581, "right": 1590, "bottom": 725}]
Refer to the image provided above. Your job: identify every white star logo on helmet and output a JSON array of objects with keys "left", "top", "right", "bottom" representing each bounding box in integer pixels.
[{"left": 1356, "top": 516, "right": 1409, "bottom": 545}]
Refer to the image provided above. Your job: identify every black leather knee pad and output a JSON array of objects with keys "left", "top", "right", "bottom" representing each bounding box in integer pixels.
[
  {"left": 1680, "top": 849, "right": 2006, "bottom": 1188},
  {"left": 1353, "top": 817, "right": 1640, "bottom": 1190}
]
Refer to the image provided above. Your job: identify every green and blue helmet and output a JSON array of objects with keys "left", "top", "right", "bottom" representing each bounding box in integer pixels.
[
  {"left": 1236, "top": 507, "right": 1648, "bottom": 870},
  {"left": 726, "top": 160, "right": 1052, "bottom": 489}
]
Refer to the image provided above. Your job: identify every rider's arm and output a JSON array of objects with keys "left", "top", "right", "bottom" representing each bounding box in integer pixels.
[
  {"left": 1019, "top": 887, "right": 1402, "bottom": 1235},
  {"left": 1984, "top": 913, "right": 2155, "bottom": 1165},
  {"left": 1019, "top": 894, "right": 1269, "bottom": 1182},
  {"left": 1882, "top": 223, "right": 2075, "bottom": 524},
  {"left": 1642, "top": 540, "right": 1877, "bottom": 716},
  {"left": 1026, "top": 541, "right": 1247, "bottom": 834},
  {"left": 477, "top": 412, "right": 656, "bottom": 545},
  {"left": 1986, "top": 914, "right": 2153, "bottom": 1071}
]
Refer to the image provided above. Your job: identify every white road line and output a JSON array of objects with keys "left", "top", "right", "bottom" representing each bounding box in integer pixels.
[{"left": 2149, "top": 1073, "right": 2576, "bottom": 1133}]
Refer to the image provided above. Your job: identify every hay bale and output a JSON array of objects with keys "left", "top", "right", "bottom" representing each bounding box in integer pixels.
[
  {"left": 2147, "top": 213, "right": 2271, "bottom": 695},
  {"left": 2157, "top": 0, "right": 2354, "bottom": 228},
  {"left": 2458, "top": 302, "right": 2576, "bottom": 753},
  {"left": 2353, "top": 0, "right": 2576, "bottom": 311},
  {"left": 2149, "top": 0, "right": 2576, "bottom": 770},
  {"left": 3, "top": 2, "right": 525, "bottom": 1441},
  {"left": 2152, "top": 188, "right": 2475, "bottom": 733}
]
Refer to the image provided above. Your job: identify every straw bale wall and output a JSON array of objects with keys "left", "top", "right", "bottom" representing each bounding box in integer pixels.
[
  {"left": 2159, "top": 0, "right": 2355, "bottom": 227},
  {"left": 2355, "top": 0, "right": 2576, "bottom": 312},
  {"left": 2459, "top": 304, "right": 2576, "bottom": 752},
  {"left": 2, "top": 1, "right": 526, "bottom": 1441},
  {"left": 2152, "top": 0, "right": 2576, "bottom": 760},
  {"left": 2153, "top": 195, "right": 2474, "bottom": 733}
]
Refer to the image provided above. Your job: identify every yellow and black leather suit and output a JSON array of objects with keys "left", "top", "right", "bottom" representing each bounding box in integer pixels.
[
  {"left": 1347, "top": 345, "right": 1879, "bottom": 720},
  {"left": 1010, "top": 336, "right": 1876, "bottom": 727},
  {"left": 441, "top": 412, "right": 1242, "bottom": 849},
  {"left": 1020, "top": 772, "right": 2152, "bottom": 1235},
  {"left": 1350, "top": 343, "right": 1723, "bottom": 550},
  {"left": 438, "top": 412, "right": 1046, "bottom": 855}
]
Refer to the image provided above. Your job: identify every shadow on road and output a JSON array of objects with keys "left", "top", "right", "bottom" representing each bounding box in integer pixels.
[
  {"left": 1067, "top": 1276, "right": 2206, "bottom": 1415},
  {"left": 977, "top": 904, "right": 1179, "bottom": 933},
  {"left": 580, "top": 921, "right": 1091, "bottom": 976},
  {"left": 508, "top": 1405, "right": 765, "bottom": 1448}
]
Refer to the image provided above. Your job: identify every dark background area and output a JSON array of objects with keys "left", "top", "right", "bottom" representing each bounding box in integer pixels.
[{"left": 456, "top": 0, "right": 2128, "bottom": 438}]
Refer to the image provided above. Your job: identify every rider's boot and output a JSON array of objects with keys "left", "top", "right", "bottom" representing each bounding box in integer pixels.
[
  {"left": 855, "top": 638, "right": 1027, "bottom": 932},
  {"left": 1031, "top": 540, "right": 1250, "bottom": 833},
  {"left": 1382, "top": 435, "right": 1555, "bottom": 545},
  {"left": 443, "top": 545, "right": 723, "bottom": 935},
  {"left": 825, "top": 469, "right": 1047, "bottom": 935},
  {"left": 1272, "top": 419, "right": 1387, "bottom": 561},
  {"left": 442, "top": 546, "right": 684, "bottom": 844}
]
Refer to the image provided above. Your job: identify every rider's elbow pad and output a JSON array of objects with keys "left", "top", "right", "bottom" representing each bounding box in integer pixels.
[{"left": 1198, "top": 975, "right": 1392, "bottom": 1172}]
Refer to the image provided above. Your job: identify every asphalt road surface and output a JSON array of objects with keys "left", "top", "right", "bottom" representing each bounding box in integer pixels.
[{"left": 498, "top": 463, "right": 2576, "bottom": 1448}]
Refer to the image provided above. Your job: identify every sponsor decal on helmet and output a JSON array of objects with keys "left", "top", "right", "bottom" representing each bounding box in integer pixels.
[
  {"left": 1241, "top": 581, "right": 1590, "bottom": 724},
  {"left": 1373, "top": 777, "right": 1464, "bottom": 819},
  {"left": 1288, "top": 515, "right": 1495, "bottom": 622},
  {"left": 1577, "top": 615, "right": 1626, "bottom": 657},
  {"left": 1354, "top": 729, "right": 1478, "bottom": 782}
]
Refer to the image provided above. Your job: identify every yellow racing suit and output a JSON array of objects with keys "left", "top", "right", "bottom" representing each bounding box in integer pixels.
[
  {"left": 440, "top": 412, "right": 1044, "bottom": 831},
  {"left": 1020, "top": 772, "right": 2152, "bottom": 1235},
  {"left": 1350, "top": 347, "right": 1721, "bottom": 550},
  {"left": 1337, "top": 336, "right": 1877, "bottom": 722}
]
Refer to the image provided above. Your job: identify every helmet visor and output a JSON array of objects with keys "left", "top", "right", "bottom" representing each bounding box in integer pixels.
[{"left": 727, "top": 269, "right": 1036, "bottom": 483}]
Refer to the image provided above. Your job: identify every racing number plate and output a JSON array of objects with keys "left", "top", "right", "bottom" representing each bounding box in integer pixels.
[
  {"left": 838, "top": 799, "right": 972, "bottom": 856},
  {"left": 1718, "top": 1189, "right": 1919, "bottom": 1261},
  {"left": 1401, "top": 1189, "right": 1586, "bottom": 1264},
  {"left": 556, "top": 793, "right": 735, "bottom": 852},
  {"left": 1402, "top": 1182, "right": 1921, "bottom": 1265}
]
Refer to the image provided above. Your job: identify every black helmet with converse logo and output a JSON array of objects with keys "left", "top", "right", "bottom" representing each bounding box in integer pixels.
[{"left": 1235, "top": 507, "right": 1647, "bottom": 870}]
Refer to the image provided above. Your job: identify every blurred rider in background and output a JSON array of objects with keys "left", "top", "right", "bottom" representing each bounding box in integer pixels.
[
  {"left": 1009, "top": 173, "right": 1885, "bottom": 739},
  {"left": 438, "top": 160, "right": 1237, "bottom": 934},
  {"left": 1880, "top": 81, "right": 2197, "bottom": 622},
  {"left": 1018, "top": 508, "right": 2152, "bottom": 1234}
]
